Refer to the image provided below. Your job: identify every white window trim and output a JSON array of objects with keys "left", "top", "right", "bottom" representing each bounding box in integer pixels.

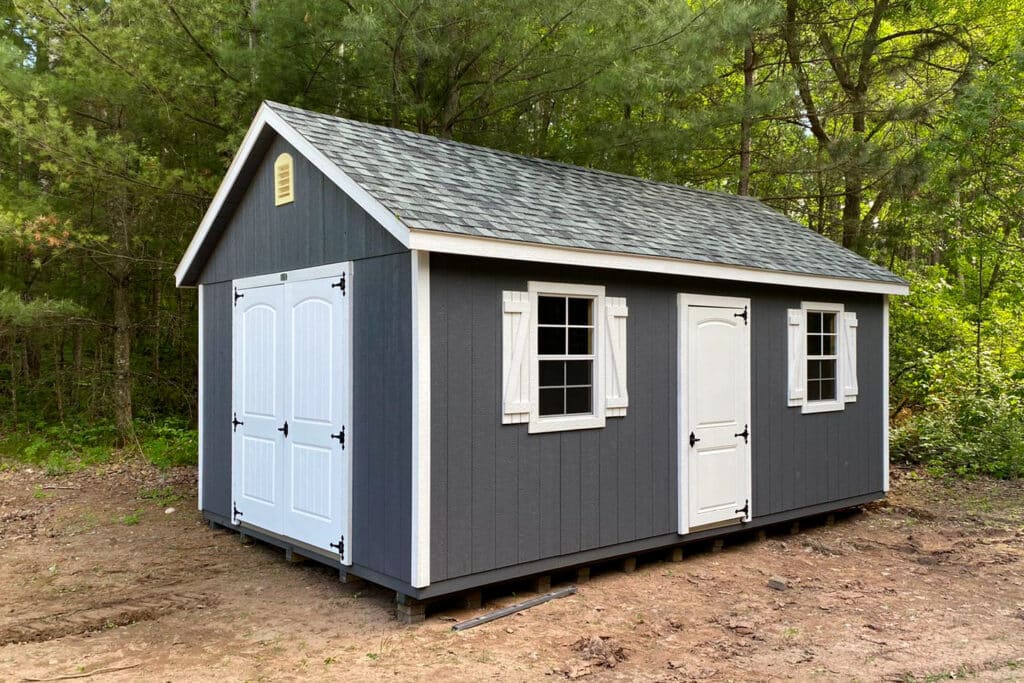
[
  {"left": 800, "top": 301, "right": 845, "bottom": 414},
  {"left": 527, "top": 281, "right": 606, "bottom": 434}
]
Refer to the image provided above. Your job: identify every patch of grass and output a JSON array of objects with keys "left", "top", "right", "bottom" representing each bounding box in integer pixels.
[
  {"left": 32, "top": 484, "right": 50, "bottom": 499},
  {"left": 0, "top": 418, "right": 197, "bottom": 472},
  {"left": 139, "top": 486, "right": 183, "bottom": 507},
  {"left": 119, "top": 510, "right": 142, "bottom": 526}
]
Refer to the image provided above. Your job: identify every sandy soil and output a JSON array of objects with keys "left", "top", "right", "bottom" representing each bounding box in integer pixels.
[{"left": 0, "top": 464, "right": 1022, "bottom": 682}]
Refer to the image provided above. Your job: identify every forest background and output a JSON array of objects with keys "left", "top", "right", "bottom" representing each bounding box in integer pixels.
[{"left": 0, "top": 0, "right": 1021, "bottom": 478}]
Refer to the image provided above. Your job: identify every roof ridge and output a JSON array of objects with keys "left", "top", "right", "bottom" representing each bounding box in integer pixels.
[
  {"left": 265, "top": 100, "right": 768, "bottom": 206},
  {"left": 263, "top": 101, "right": 905, "bottom": 287}
]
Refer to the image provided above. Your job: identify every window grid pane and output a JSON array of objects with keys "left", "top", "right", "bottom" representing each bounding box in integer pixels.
[
  {"left": 806, "top": 311, "right": 838, "bottom": 402},
  {"left": 537, "top": 295, "right": 595, "bottom": 417}
]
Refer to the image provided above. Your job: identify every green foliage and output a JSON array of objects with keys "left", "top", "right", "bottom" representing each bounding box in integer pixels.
[
  {"left": 119, "top": 510, "right": 142, "bottom": 526},
  {"left": 0, "top": 418, "right": 197, "bottom": 472},
  {"left": 139, "top": 486, "right": 184, "bottom": 507},
  {"left": 0, "top": 0, "right": 1021, "bottom": 478}
]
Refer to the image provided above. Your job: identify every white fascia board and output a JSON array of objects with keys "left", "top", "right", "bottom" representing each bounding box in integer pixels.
[
  {"left": 174, "top": 103, "right": 410, "bottom": 287},
  {"left": 882, "top": 294, "right": 890, "bottom": 492},
  {"left": 410, "top": 250, "right": 431, "bottom": 588},
  {"left": 408, "top": 230, "right": 909, "bottom": 296},
  {"left": 197, "top": 283, "right": 204, "bottom": 511}
]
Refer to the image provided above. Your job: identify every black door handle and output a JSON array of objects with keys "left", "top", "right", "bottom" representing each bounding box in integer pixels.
[
  {"left": 689, "top": 431, "right": 700, "bottom": 447},
  {"left": 278, "top": 421, "right": 289, "bottom": 438}
]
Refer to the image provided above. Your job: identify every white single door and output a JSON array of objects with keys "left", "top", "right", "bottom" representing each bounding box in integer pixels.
[
  {"left": 678, "top": 295, "right": 752, "bottom": 532},
  {"left": 230, "top": 265, "right": 352, "bottom": 565},
  {"left": 283, "top": 276, "right": 351, "bottom": 561},
  {"left": 232, "top": 284, "right": 288, "bottom": 535}
]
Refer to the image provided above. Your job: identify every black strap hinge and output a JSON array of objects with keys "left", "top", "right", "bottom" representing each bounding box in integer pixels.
[
  {"left": 736, "top": 499, "right": 749, "bottom": 517},
  {"left": 331, "top": 426, "right": 346, "bottom": 449},
  {"left": 734, "top": 305, "right": 748, "bottom": 325},
  {"left": 233, "top": 500, "right": 243, "bottom": 522},
  {"left": 330, "top": 535, "right": 345, "bottom": 558},
  {"left": 234, "top": 288, "right": 244, "bottom": 306},
  {"left": 734, "top": 424, "right": 749, "bottom": 444},
  {"left": 330, "top": 273, "right": 346, "bottom": 295},
  {"left": 232, "top": 413, "right": 244, "bottom": 432}
]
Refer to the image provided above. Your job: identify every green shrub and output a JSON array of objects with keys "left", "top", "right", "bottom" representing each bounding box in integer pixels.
[
  {"left": 892, "top": 394, "right": 1024, "bottom": 479},
  {"left": 0, "top": 418, "right": 197, "bottom": 472}
]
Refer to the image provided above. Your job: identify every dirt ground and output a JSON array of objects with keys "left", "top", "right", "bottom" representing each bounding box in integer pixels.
[{"left": 1, "top": 464, "right": 1022, "bottom": 682}]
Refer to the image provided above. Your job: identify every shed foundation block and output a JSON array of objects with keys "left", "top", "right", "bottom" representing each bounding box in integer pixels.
[
  {"left": 668, "top": 547, "right": 684, "bottom": 563},
  {"left": 622, "top": 557, "right": 637, "bottom": 573},
  {"left": 576, "top": 567, "right": 591, "bottom": 583},
  {"left": 533, "top": 575, "right": 552, "bottom": 593},
  {"left": 395, "top": 593, "right": 426, "bottom": 624},
  {"left": 463, "top": 590, "right": 483, "bottom": 610}
]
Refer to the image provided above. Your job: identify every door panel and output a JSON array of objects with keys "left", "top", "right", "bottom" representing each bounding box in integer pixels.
[
  {"left": 230, "top": 267, "right": 352, "bottom": 564},
  {"left": 680, "top": 299, "right": 751, "bottom": 531},
  {"left": 232, "top": 286, "right": 287, "bottom": 534},
  {"left": 283, "top": 277, "right": 350, "bottom": 556}
]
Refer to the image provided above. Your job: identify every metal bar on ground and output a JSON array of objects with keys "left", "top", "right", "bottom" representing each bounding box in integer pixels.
[{"left": 451, "top": 586, "right": 577, "bottom": 632}]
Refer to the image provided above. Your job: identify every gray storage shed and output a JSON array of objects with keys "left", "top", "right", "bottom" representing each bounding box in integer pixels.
[{"left": 175, "top": 102, "right": 908, "bottom": 609}]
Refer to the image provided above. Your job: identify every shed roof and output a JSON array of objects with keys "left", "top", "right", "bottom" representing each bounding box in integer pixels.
[{"left": 175, "top": 101, "right": 907, "bottom": 294}]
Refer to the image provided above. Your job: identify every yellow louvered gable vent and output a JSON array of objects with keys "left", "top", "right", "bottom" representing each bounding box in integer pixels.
[{"left": 274, "top": 153, "right": 294, "bottom": 206}]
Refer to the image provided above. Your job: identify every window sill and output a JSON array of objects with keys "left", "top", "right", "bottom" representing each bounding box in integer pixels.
[
  {"left": 800, "top": 399, "right": 845, "bottom": 414},
  {"left": 528, "top": 413, "right": 606, "bottom": 434}
]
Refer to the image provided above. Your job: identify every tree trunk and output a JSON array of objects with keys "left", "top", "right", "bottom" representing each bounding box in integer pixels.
[
  {"left": 738, "top": 40, "right": 755, "bottom": 196},
  {"left": 56, "top": 329, "right": 65, "bottom": 422},
  {"left": 112, "top": 275, "right": 134, "bottom": 446}
]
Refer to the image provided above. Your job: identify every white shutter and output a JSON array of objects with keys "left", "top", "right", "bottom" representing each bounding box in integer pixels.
[
  {"left": 502, "top": 291, "right": 532, "bottom": 424},
  {"left": 787, "top": 308, "right": 806, "bottom": 406},
  {"left": 841, "top": 311, "right": 858, "bottom": 402},
  {"left": 605, "top": 297, "right": 629, "bottom": 417}
]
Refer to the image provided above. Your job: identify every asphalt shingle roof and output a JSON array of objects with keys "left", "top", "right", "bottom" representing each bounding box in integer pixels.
[{"left": 268, "top": 102, "right": 904, "bottom": 285}]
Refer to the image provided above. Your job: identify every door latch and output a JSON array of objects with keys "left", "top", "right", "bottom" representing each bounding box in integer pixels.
[
  {"left": 331, "top": 426, "right": 345, "bottom": 449},
  {"left": 277, "top": 421, "right": 289, "bottom": 438},
  {"left": 689, "top": 431, "right": 700, "bottom": 447},
  {"left": 232, "top": 413, "right": 244, "bottom": 432},
  {"left": 734, "top": 424, "right": 750, "bottom": 444}
]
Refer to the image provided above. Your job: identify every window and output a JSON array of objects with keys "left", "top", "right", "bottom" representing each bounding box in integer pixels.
[
  {"left": 538, "top": 295, "right": 595, "bottom": 417},
  {"left": 806, "top": 310, "right": 838, "bottom": 402},
  {"left": 788, "top": 301, "right": 858, "bottom": 413},
  {"left": 502, "top": 282, "right": 629, "bottom": 433}
]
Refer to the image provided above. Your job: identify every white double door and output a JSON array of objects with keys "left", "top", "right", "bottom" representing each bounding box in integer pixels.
[
  {"left": 678, "top": 294, "right": 752, "bottom": 533},
  {"left": 231, "top": 267, "right": 351, "bottom": 563}
]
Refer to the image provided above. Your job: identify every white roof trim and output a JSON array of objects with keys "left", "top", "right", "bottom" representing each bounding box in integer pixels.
[
  {"left": 408, "top": 230, "right": 910, "bottom": 296},
  {"left": 176, "top": 103, "right": 905, "bottom": 295},
  {"left": 174, "top": 103, "right": 410, "bottom": 286}
]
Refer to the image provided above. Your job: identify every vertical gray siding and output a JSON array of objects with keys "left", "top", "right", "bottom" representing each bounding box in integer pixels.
[
  {"left": 352, "top": 253, "right": 413, "bottom": 584},
  {"left": 196, "top": 133, "right": 411, "bottom": 583},
  {"left": 197, "top": 136, "right": 404, "bottom": 285},
  {"left": 200, "top": 281, "right": 233, "bottom": 520},
  {"left": 429, "top": 254, "right": 884, "bottom": 583}
]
